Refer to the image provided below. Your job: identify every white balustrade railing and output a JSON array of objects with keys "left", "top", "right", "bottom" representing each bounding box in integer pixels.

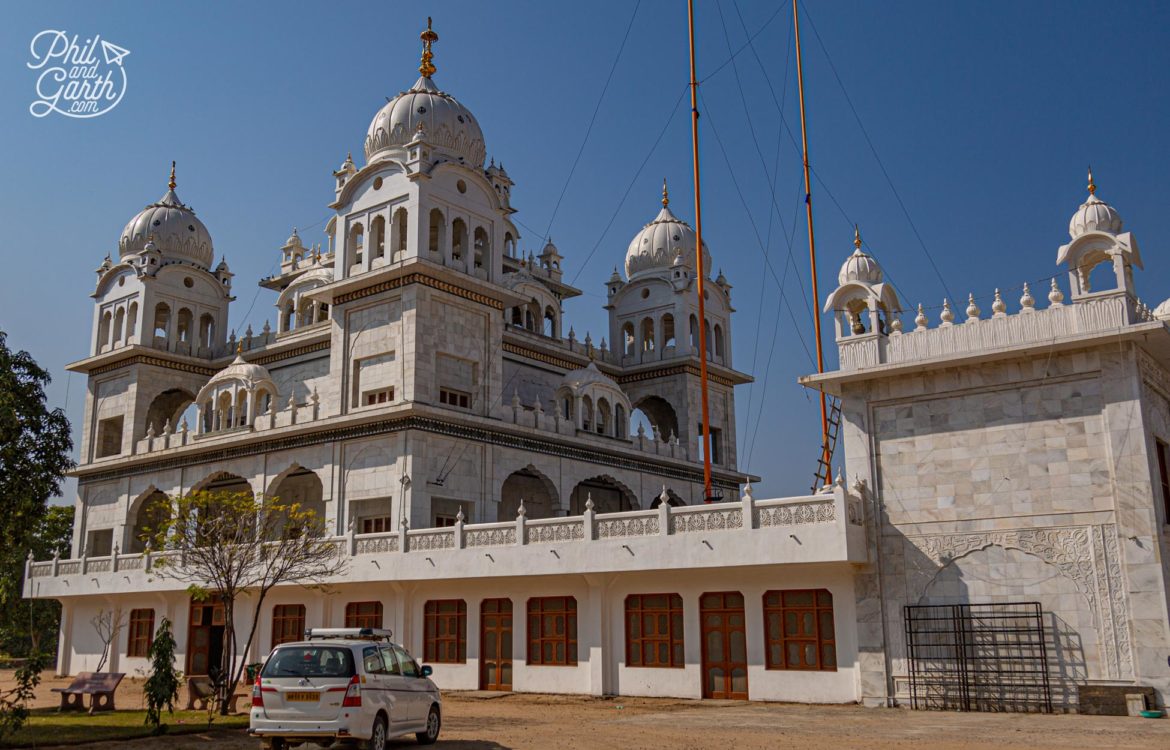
[{"left": 26, "top": 486, "right": 864, "bottom": 580}]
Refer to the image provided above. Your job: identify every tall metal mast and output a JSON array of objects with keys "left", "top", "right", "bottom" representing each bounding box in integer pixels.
[
  {"left": 687, "top": 0, "right": 715, "bottom": 501},
  {"left": 793, "top": 0, "right": 831, "bottom": 485}
]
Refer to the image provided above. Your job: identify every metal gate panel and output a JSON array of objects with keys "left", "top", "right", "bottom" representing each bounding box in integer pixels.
[{"left": 904, "top": 602, "right": 1052, "bottom": 713}]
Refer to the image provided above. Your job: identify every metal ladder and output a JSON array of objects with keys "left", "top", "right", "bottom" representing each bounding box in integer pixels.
[{"left": 810, "top": 395, "right": 842, "bottom": 492}]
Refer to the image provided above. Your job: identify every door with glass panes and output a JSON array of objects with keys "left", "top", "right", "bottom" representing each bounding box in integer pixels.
[
  {"left": 700, "top": 591, "right": 748, "bottom": 699},
  {"left": 479, "top": 598, "right": 512, "bottom": 691}
]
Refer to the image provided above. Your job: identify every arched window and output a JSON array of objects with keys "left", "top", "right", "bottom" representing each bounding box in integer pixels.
[
  {"left": 581, "top": 395, "right": 593, "bottom": 431},
  {"left": 511, "top": 306, "right": 523, "bottom": 327},
  {"left": 714, "top": 324, "right": 725, "bottom": 360},
  {"left": 622, "top": 323, "right": 635, "bottom": 356},
  {"left": 662, "top": 314, "right": 676, "bottom": 349},
  {"left": 543, "top": 306, "right": 557, "bottom": 337},
  {"left": 177, "top": 308, "right": 193, "bottom": 344},
  {"left": 428, "top": 208, "right": 445, "bottom": 255},
  {"left": 317, "top": 302, "right": 329, "bottom": 323},
  {"left": 281, "top": 303, "right": 294, "bottom": 333},
  {"left": 704, "top": 319, "right": 713, "bottom": 360},
  {"left": 641, "top": 317, "right": 655, "bottom": 352},
  {"left": 689, "top": 314, "right": 699, "bottom": 349},
  {"left": 473, "top": 227, "right": 488, "bottom": 269},
  {"left": 524, "top": 307, "right": 535, "bottom": 332},
  {"left": 216, "top": 391, "right": 232, "bottom": 431},
  {"left": 153, "top": 303, "right": 171, "bottom": 341},
  {"left": 235, "top": 390, "right": 248, "bottom": 428},
  {"left": 504, "top": 232, "right": 515, "bottom": 257},
  {"left": 199, "top": 313, "right": 213, "bottom": 348},
  {"left": 597, "top": 398, "right": 610, "bottom": 435},
  {"left": 615, "top": 404, "right": 627, "bottom": 439},
  {"left": 97, "top": 310, "right": 112, "bottom": 352},
  {"left": 562, "top": 395, "right": 573, "bottom": 420},
  {"left": 451, "top": 218, "right": 468, "bottom": 264},
  {"left": 371, "top": 216, "right": 386, "bottom": 261},
  {"left": 127, "top": 302, "right": 138, "bottom": 343},
  {"left": 112, "top": 307, "right": 125, "bottom": 346},
  {"left": 348, "top": 222, "right": 364, "bottom": 266},
  {"left": 393, "top": 208, "right": 408, "bottom": 260}
]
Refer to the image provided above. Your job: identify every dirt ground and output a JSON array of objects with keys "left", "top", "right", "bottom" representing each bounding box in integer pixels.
[{"left": 7, "top": 672, "right": 1170, "bottom": 750}]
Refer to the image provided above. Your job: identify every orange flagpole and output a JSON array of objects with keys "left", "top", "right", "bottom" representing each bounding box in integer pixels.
[
  {"left": 793, "top": 0, "right": 830, "bottom": 484},
  {"left": 687, "top": 0, "right": 715, "bottom": 501}
]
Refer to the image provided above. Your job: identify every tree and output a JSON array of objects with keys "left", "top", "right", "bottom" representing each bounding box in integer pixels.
[
  {"left": 90, "top": 609, "right": 125, "bottom": 673},
  {"left": 0, "top": 652, "right": 45, "bottom": 742},
  {"left": 2, "top": 505, "right": 73, "bottom": 657},
  {"left": 151, "top": 490, "right": 345, "bottom": 714},
  {"left": 0, "top": 330, "right": 74, "bottom": 657},
  {"left": 143, "top": 617, "right": 180, "bottom": 732}
]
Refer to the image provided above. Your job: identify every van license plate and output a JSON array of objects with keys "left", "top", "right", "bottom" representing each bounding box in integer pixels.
[{"left": 286, "top": 691, "right": 318, "bottom": 702}]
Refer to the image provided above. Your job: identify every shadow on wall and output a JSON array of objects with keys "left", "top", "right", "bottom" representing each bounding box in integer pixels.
[{"left": 906, "top": 544, "right": 1092, "bottom": 711}]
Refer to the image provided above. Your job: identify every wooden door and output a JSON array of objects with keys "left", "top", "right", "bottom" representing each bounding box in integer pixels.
[
  {"left": 479, "top": 598, "right": 513, "bottom": 691},
  {"left": 186, "top": 598, "right": 225, "bottom": 676},
  {"left": 700, "top": 591, "right": 748, "bottom": 699}
]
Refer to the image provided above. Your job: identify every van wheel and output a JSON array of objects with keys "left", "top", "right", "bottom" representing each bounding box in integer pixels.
[
  {"left": 417, "top": 705, "right": 440, "bottom": 745},
  {"left": 262, "top": 740, "right": 285, "bottom": 750},
  {"left": 368, "top": 715, "right": 387, "bottom": 750}
]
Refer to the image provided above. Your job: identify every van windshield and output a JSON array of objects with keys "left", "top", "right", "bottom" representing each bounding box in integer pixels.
[{"left": 261, "top": 647, "right": 355, "bottom": 678}]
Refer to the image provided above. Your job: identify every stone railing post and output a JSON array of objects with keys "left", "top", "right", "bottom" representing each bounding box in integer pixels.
[
  {"left": 516, "top": 499, "right": 527, "bottom": 546},
  {"left": 658, "top": 496, "right": 671, "bottom": 537},
  {"left": 144, "top": 542, "right": 153, "bottom": 572},
  {"left": 80, "top": 551, "right": 89, "bottom": 575},
  {"left": 111, "top": 544, "right": 120, "bottom": 572},
  {"left": 51, "top": 550, "right": 60, "bottom": 576},
  {"left": 741, "top": 484, "right": 755, "bottom": 529},
  {"left": 25, "top": 551, "right": 32, "bottom": 581},
  {"left": 454, "top": 508, "right": 465, "bottom": 549},
  {"left": 348, "top": 519, "right": 358, "bottom": 556},
  {"left": 398, "top": 522, "right": 409, "bottom": 553},
  {"left": 583, "top": 494, "right": 596, "bottom": 541}
]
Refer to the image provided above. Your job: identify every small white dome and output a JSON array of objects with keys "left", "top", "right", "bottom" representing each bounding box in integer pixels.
[
  {"left": 365, "top": 75, "right": 486, "bottom": 168},
  {"left": 1069, "top": 193, "right": 1122, "bottom": 238},
  {"left": 561, "top": 361, "right": 618, "bottom": 391},
  {"left": 284, "top": 228, "right": 303, "bottom": 249},
  {"left": 837, "top": 229, "right": 883, "bottom": 285},
  {"left": 838, "top": 248, "right": 883, "bottom": 285},
  {"left": 624, "top": 186, "right": 711, "bottom": 280},
  {"left": 206, "top": 353, "right": 272, "bottom": 389},
  {"left": 119, "top": 181, "right": 213, "bottom": 269},
  {"left": 1154, "top": 298, "right": 1170, "bottom": 321}
]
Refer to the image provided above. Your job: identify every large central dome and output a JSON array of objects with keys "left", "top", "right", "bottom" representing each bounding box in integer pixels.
[{"left": 364, "top": 20, "right": 486, "bottom": 168}]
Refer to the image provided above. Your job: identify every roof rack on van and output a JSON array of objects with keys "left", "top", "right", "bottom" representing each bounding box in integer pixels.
[{"left": 304, "top": 627, "right": 394, "bottom": 641}]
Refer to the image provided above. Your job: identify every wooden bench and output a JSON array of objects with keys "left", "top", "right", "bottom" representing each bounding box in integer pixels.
[
  {"left": 186, "top": 675, "right": 247, "bottom": 713},
  {"left": 50, "top": 672, "right": 124, "bottom": 712}
]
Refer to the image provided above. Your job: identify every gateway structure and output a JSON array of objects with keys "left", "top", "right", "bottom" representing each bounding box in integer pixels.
[{"left": 25, "top": 23, "right": 1170, "bottom": 709}]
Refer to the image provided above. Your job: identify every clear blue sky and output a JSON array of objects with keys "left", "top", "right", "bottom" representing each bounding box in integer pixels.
[{"left": 2, "top": 1, "right": 1168, "bottom": 501}]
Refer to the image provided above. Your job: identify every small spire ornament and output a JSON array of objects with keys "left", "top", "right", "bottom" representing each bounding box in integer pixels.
[
  {"left": 940, "top": 298, "right": 955, "bottom": 325},
  {"left": 1087, "top": 165, "right": 1096, "bottom": 196},
  {"left": 965, "top": 293, "right": 980, "bottom": 322},
  {"left": 914, "top": 303, "right": 928, "bottom": 330},
  {"left": 1048, "top": 278, "right": 1065, "bottom": 306},
  {"left": 1020, "top": 282, "right": 1035, "bottom": 310},
  {"left": 992, "top": 288, "right": 1007, "bottom": 317},
  {"left": 661, "top": 178, "right": 669, "bottom": 207},
  {"left": 419, "top": 17, "right": 438, "bottom": 77},
  {"left": 168, "top": 161, "right": 176, "bottom": 191},
  {"left": 853, "top": 224, "right": 862, "bottom": 251}
]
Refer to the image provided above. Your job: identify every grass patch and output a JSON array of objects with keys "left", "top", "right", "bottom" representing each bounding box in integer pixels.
[{"left": 1, "top": 709, "right": 249, "bottom": 747}]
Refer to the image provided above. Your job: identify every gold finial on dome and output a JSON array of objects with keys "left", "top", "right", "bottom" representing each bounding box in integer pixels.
[
  {"left": 1087, "top": 165, "right": 1096, "bottom": 196},
  {"left": 419, "top": 17, "right": 438, "bottom": 77},
  {"left": 236, "top": 341, "right": 243, "bottom": 356},
  {"left": 661, "top": 178, "right": 669, "bottom": 207},
  {"left": 168, "top": 161, "right": 177, "bottom": 191},
  {"left": 853, "top": 224, "right": 862, "bottom": 251}
]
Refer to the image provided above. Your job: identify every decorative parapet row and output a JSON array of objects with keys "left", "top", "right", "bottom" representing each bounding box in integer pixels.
[{"left": 838, "top": 284, "right": 1153, "bottom": 371}]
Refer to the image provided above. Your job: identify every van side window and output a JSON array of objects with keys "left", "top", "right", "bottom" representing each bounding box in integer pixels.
[
  {"left": 363, "top": 645, "right": 385, "bottom": 674},
  {"left": 380, "top": 645, "right": 401, "bottom": 675},
  {"left": 395, "top": 645, "right": 420, "bottom": 678}
]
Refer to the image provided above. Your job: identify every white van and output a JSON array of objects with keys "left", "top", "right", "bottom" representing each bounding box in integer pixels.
[{"left": 248, "top": 628, "right": 441, "bottom": 748}]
